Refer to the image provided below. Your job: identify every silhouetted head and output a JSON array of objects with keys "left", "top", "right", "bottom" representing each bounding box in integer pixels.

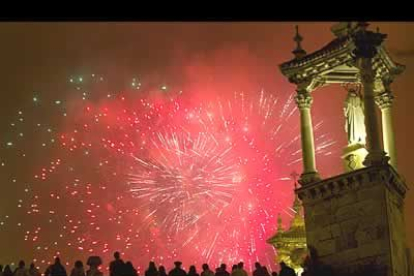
[
  {"left": 148, "top": 262, "right": 156, "bottom": 270},
  {"left": 189, "top": 266, "right": 196, "bottom": 274},
  {"left": 55, "top": 258, "right": 61, "bottom": 265},
  {"left": 4, "top": 265, "right": 12, "bottom": 273},
  {"left": 271, "top": 272, "right": 278, "bottom": 276},
  {"left": 174, "top": 261, "right": 182, "bottom": 268},
  {"left": 279, "top": 262, "right": 286, "bottom": 269},
  {"left": 202, "top": 264, "right": 209, "bottom": 271},
  {"left": 86, "top": 256, "right": 102, "bottom": 268},
  {"left": 75, "top": 261, "right": 83, "bottom": 269},
  {"left": 114, "top": 252, "right": 120, "bottom": 260},
  {"left": 255, "top": 263, "right": 261, "bottom": 269},
  {"left": 159, "top": 266, "right": 166, "bottom": 273},
  {"left": 237, "top": 263, "right": 243, "bottom": 269},
  {"left": 18, "top": 261, "right": 25, "bottom": 268},
  {"left": 30, "top": 263, "right": 36, "bottom": 270},
  {"left": 231, "top": 265, "right": 237, "bottom": 272},
  {"left": 126, "top": 262, "right": 134, "bottom": 269},
  {"left": 220, "top": 264, "right": 226, "bottom": 271}
]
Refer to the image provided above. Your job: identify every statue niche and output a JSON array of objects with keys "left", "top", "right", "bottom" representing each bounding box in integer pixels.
[{"left": 342, "top": 83, "right": 368, "bottom": 171}]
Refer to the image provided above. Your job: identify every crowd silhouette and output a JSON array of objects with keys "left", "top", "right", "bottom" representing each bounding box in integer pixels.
[{"left": 0, "top": 252, "right": 299, "bottom": 276}]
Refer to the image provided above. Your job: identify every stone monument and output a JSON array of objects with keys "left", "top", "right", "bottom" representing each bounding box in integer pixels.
[{"left": 278, "top": 22, "right": 410, "bottom": 276}]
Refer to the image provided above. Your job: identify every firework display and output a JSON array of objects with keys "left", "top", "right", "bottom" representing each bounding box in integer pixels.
[{"left": 0, "top": 74, "right": 339, "bottom": 273}]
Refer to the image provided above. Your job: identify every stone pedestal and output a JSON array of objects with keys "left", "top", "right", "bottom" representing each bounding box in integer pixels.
[
  {"left": 342, "top": 143, "right": 368, "bottom": 172},
  {"left": 297, "top": 164, "right": 409, "bottom": 276}
]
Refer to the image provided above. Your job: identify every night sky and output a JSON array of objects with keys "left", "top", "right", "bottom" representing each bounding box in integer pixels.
[{"left": 0, "top": 22, "right": 413, "bottom": 270}]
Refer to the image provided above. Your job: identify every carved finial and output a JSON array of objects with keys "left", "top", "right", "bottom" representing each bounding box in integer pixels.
[{"left": 292, "top": 25, "right": 307, "bottom": 59}]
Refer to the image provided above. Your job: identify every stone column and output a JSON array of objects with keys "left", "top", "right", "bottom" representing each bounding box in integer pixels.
[
  {"left": 376, "top": 90, "right": 397, "bottom": 168},
  {"left": 357, "top": 58, "right": 389, "bottom": 166},
  {"left": 295, "top": 90, "right": 320, "bottom": 184}
]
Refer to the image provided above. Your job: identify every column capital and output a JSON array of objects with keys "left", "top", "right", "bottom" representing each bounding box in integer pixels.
[
  {"left": 375, "top": 92, "right": 394, "bottom": 109},
  {"left": 294, "top": 92, "right": 313, "bottom": 109}
]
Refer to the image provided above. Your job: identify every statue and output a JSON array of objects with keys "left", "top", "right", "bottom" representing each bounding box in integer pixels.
[{"left": 344, "top": 84, "right": 366, "bottom": 145}]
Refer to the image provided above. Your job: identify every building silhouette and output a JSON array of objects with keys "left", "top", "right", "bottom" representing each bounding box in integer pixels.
[{"left": 267, "top": 173, "right": 307, "bottom": 273}]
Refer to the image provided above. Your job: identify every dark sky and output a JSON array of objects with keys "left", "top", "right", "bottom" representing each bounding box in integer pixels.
[{"left": 0, "top": 22, "right": 413, "bottom": 256}]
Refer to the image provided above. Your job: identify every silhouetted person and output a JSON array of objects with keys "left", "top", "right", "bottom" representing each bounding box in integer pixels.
[
  {"left": 168, "top": 262, "right": 186, "bottom": 276},
  {"left": 110, "top": 252, "right": 125, "bottom": 276},
  {"left": 125, "top": 262, "right": 138, "bottom": 276},
  {"left": 234, "top": 263, "right": 247, "bottom": 276},
  {"left": 262, "top": 267, "right": 270, "bottom": 276},
  {"left": 278, "top": 262, "right": 295, "bottom": 276},
  {"left": 253, "top": 263, "right": 264, "bottom": 276},
  {"left": 214, "top": 264, "right": 229, "bottom": 276},
  {"left": 230, "top": 266, "right": 237, "bottom": 276},
  {"left": 3, "top": 266, "right": 13, "bottom": 276},
  {"left": 28, "top": 264, "right": 40, "bottom": 276},
  {"left": 200, "top": 264, "right": 213, "bottom": 276},
  {"left": 86, "top": 256, "right": 103, "bottom": 276},
  {"left": 187, "top": 266, "right": 198, "bottom": 276},
  {"left": 158, "top": 266, "right": 166, "bottom": 276},
  {"left": 45, "top": 258, "right": 67, "bottom": 276},
  {"left": 145, "top": 262, "right": 158, "bottom": 276},
  {"left": 70, "top": 261, "right": 85, "bottom": 276},
  {"left": 14, "top": 261, "right": 29, "bottom": 276}
]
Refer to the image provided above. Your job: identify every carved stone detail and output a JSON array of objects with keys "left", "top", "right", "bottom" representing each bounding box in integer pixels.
[
  {"left": 375, "top": 92, "right": 394, "bottom": 109},
  {"left": 294, "top": 92, "right": 313, "bottom": 109},
  {"left": 297, "top": 164, "right": 407, "bottom": 204},
  {"left": 351, "top": 27, "right": 386, "bottom": 59}
]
